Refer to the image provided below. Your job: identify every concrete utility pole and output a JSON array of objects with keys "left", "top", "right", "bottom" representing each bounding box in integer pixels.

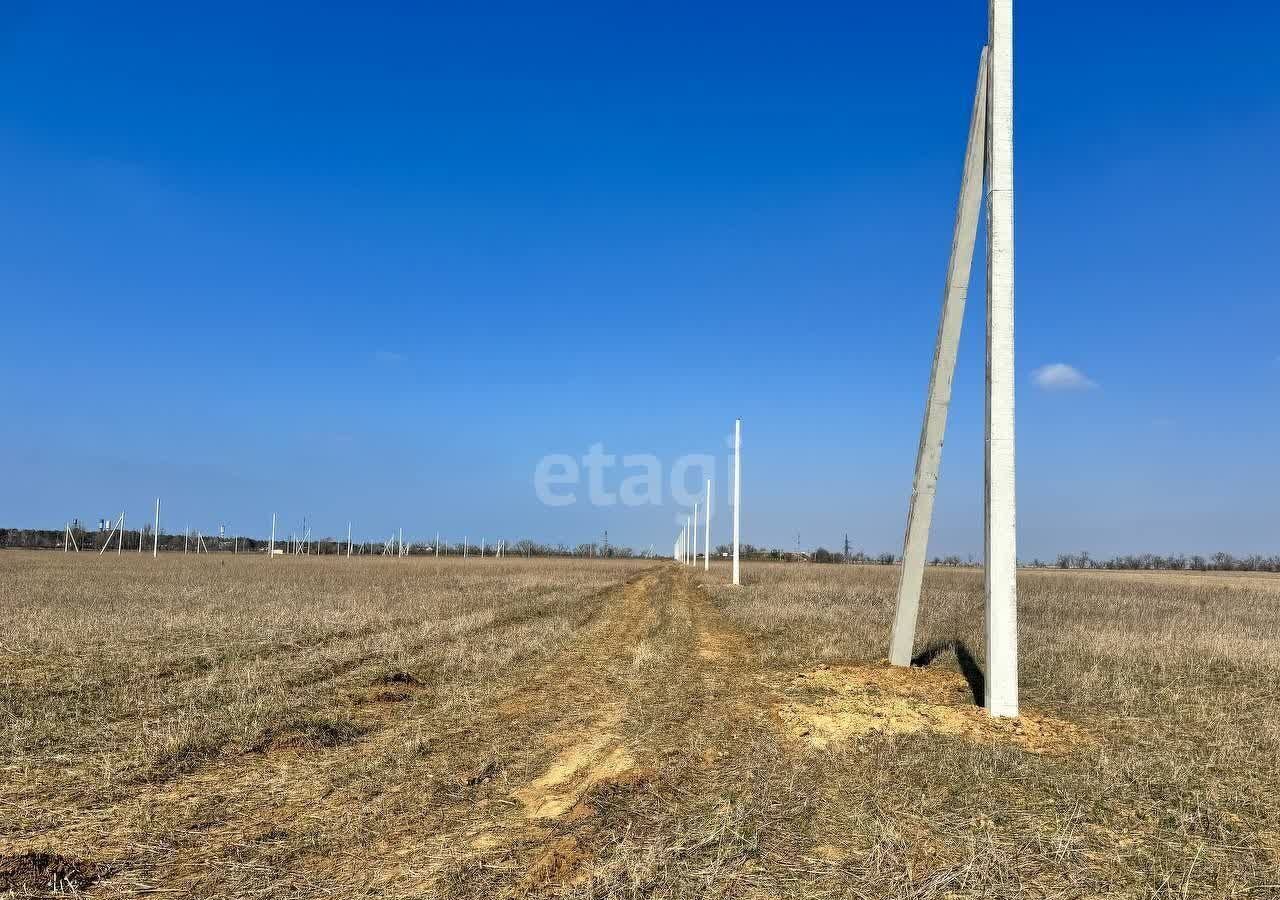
[
  {"left": 731, "top": 418, "right": 741, "bottom": 586},
  {"left": 692, "top": 502, "right": 698, "bottom": 567},
  {"left": 269, "top": 513, "right": 276, "bottom": 557},
  {"left": 889, "top": 46, "right": 989, "bottom": 668},
  {"left": 886, "top": 0, "right": 1018, "bottom": 719},
  {"left": 704, "top": 478, "right": 711, "bottom": 572},
  {"left": 984, "top": 0, "right": 1018, "bottom": 718},
  {"left": 153, "top": 499, "right": 160, "bottom": 558}
]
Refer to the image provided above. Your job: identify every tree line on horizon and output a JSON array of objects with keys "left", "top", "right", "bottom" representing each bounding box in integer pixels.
[
  {"left": 719, "top": 544, "right": 1280, "bottom": 573},
  {"left": 4, "top": 527, "right": 1277, "bottom": 573},
  {"left": 0, "top": 527, "right": 639, "bottom": 558}
]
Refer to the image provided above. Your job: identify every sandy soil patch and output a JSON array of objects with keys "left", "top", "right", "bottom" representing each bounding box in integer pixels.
[{"left": 775, "top": 662, "right": 1087, "bottom": 754}]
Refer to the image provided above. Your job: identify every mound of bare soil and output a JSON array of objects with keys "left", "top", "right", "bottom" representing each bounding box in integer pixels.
[
  {"left": 518, "top": 837, "right": 591, "bottom": 893},
  {"left": 0, "top": 851, "right": 113, "bottom": 894},
  {"left": 774, "top": 661, "right": 1088, "bottom": 754}
]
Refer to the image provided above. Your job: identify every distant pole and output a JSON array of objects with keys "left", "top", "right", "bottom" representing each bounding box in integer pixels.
[
  {"left": 154, "top": 499, "right": 160, "bottom": 558},
  {"left": 100, "top": 514, "right": 120, "bottom": 555},
  {"left": 692, "top": 502, "right": 698, "bottom": 567},
  {"left": 704, "top": 478, "right": 711, "bottom": 572},
  {"left": 270, "top": 513, "right": 276, "bottom": 557},
  {"left": 686, "top": 517, "right": 691, "bottom": 565},
  {"left": 118, "top": 512, "right": 124, "bottom": 555},
  {"left": 347, "top": 522, "right": 352, "bottom": 558},
  {"left": 732, "top": 417, "right": 741, "bottom": 586},
  {"left": 985, "top": 0, "right": 1018, "bottom": 718}
]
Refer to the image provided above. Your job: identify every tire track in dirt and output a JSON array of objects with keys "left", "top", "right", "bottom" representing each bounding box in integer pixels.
[
  {"left": 431, "top": 565, "right": 791, "bottom": 898},
  {"left": 352, "top": 571, "right": 665, "bottom": 896}
]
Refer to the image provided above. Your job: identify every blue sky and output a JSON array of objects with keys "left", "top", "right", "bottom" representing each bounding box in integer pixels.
[{"left": 2, "top": 1, "right": 1277, "bottom": 559}]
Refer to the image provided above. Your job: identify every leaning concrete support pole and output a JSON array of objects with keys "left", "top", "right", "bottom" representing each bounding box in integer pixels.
[
  {"left": 985, "top": 0, "right": 1018, "bottom": 717},
  {"left": 887, "top": 46, "right": 990, "bottom": 667}
]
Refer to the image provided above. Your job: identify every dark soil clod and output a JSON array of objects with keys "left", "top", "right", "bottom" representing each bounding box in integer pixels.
[
  {"left": 0, "top": 852, "right": 113, "bottom": 894},
  {"left": 466, "top": 759, "right": 503, "bottom": 786},
  {"left": 371, "top": 688, "right": 411, "bottom": 703},
  {"left": 378, "top": 671, "right": 422, "bottom": 686}
]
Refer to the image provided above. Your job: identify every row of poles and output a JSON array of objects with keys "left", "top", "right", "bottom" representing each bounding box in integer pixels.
[
  {"left": 71, "top": 501, "right": 249, "bottom": 558},
  {"left": 674, "top": 418, "right": 742, "bottom": 586},
  {"left": 65, "top": 499, "right": 166, "bottom": 558},
  {"left": 65, "top": 501, "right": 511, "bottom": 561},
  {"left": 666, "top": 0, "right": 1018, "bottom": 719}
]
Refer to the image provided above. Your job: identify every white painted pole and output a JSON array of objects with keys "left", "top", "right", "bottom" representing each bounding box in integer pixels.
[
  {"left": 692, "top": 502, "right": 698, "bottom": 567},
  {"left": 154, "top": 499, "right": 160, "bottom": 558},
  {"left": 704, "top": 479, "right": 711, "bottom": 572},
  {"left": 888, "top": 46, "right": 989, "bottom": 668},
  {"left": 985, "top": 0, "right": 1018, "bottom": 718},
  {"left": 270, "top": 513, "right": 276, "bottom": 557},
  {"left": 118, "top": 512, "right": 124, "bottom": 555},
  {"left": 98, "top": 517, "right": 119, "bottom": 555},
  {"left": 732, "top": 418, "right": 741, "bottom": 586}
]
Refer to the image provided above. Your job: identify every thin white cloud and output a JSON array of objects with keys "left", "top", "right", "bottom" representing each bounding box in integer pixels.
[
  {"left": 1032, "top": 363, "right": 1097, "bottom": 391},
  {"left": 373, "top": 350, "right": 406, "bottom": 365}
]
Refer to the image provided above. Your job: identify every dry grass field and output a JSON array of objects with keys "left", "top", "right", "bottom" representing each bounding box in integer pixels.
[{"left": 2, "top": 551, "right": 1279, "bottom": 898}]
